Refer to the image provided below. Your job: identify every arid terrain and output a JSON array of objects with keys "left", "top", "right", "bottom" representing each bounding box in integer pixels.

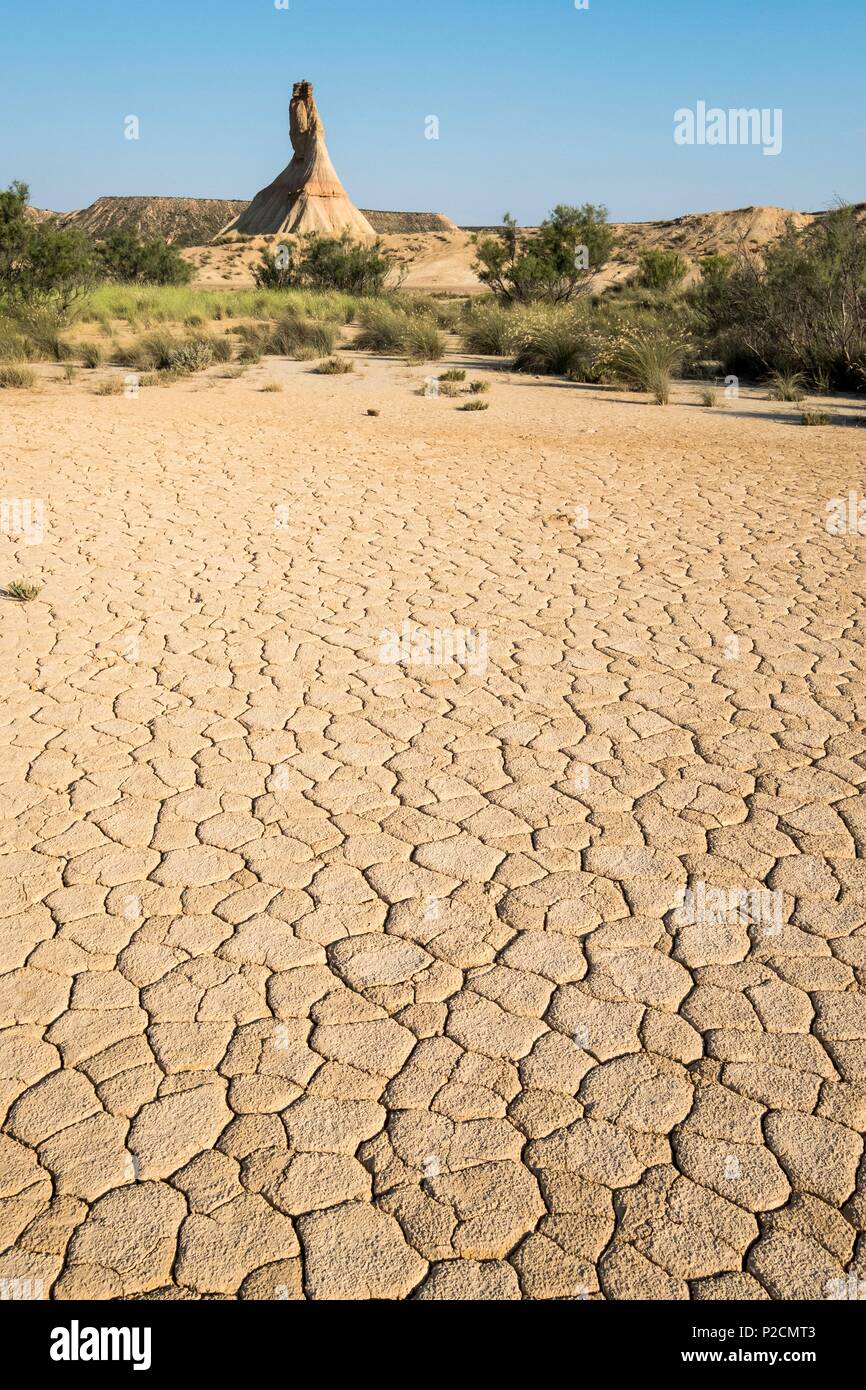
[
  {"left": 2, "top": 350, "right": 865, "bottom": 1300},
  {"left": 30, "top": 196, "right": 865, "bottom": 294}
]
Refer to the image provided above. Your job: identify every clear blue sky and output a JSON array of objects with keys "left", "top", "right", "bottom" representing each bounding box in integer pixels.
[{"left": 2, "top": 0, "right": 863, "bottom": 223}]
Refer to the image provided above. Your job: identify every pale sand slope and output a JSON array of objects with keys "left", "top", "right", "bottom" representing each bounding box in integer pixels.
[{"left": 1, "top": 356, "right": 865, "bottom": 1301}]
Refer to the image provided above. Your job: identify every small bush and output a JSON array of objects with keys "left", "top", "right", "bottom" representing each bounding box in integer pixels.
[
  {"left": 637, "top": 248, "right": 688, "bottom": 292},
  {"left": 80, "top": 342, "right": 104, "bottom": 368},
  {"left": 512, "top": 307, "right": 594, "bottom": 379},
  {"left": 93, "top": 377, "right": 124, "bottom": 395},
  {"left": 403, "top": 317, "right": 444, "bottom": 363},
  {"left": 603, "top": 328, "right": 685, "bottom": 404},
  {"left": 462, "top": 302, "right": 517, "bottom": 356},
  {"left": 699, "top": 386, "right": 719, "bottom": 407},
  {"left": 315, "top": 357, "right": 354, "bottom": 374},
  {"left": 767, "top": 370, "right": 806, "bottom": 402},
  {"left": 468, "top": 379, "right": 489, "bottom": 393},
  {"left": 0, "top": 363, "right": 36, "bottom": 387},
  {"left": 268, "top": 315, "right": 337, "bottom": 357},
  {"left": 439, "top": 368, "right": 466, "bottom": 382},
  {"left": 260, "top": 381, "right": 283, "bottom": 392},
  {"left": 355, "top": 303, "right": 408, "bottom": 354},
  {"left": 801, "top": 410, "right": 831, "bottom": 426},
  {"left": 459, "top": 399, "right": 489, "bottom": 411},
  {"left": 5, "top": 578, "right": 41, "bottom": 601},
  {"left": 169, "top": 338, "right": 214, "bottom": 373}
]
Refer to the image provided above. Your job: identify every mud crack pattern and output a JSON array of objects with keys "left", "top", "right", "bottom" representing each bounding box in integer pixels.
[{"left": 1, "top": 371, "right": 865, "bottom": 1299}]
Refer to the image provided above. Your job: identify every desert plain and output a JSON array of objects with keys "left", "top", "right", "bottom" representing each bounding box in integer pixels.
[{"left": 1, "top": 340, "right": 865, "bottom": 1301}]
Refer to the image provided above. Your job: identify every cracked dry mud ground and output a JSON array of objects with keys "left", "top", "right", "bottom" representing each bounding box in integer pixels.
[{"left": 1, "top": 360, "right": 865, "bottom": 1301}]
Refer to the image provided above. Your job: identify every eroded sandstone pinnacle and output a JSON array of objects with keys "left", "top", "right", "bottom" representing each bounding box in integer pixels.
[{"left": 221, "top": 80, "right": 376, "bottom": 241}]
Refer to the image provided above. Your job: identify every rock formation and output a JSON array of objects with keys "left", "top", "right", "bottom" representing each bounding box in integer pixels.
[{"left": 221, "top": 81, "right": 375, "bottom": 241}]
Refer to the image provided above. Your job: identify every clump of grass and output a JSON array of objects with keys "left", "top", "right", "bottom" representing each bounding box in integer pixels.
[
  {"left": 260, "top": 381, "right": 283, "bottom": 392},
  {"left": 0, "top": 364, "right": 36, "bottom": 388},
  {"left": 238, "top": 346, "right": 262, "bottom": 365},
  {"left": 512, "top": 307, "right": 594, "bottom": 379},
  {"left": 79, "top": 342, "right": 104, "bottom": 369},
  {"left": 440, "top": 368, "right": 466, "bottom": 382},
  {"left": 6, "top": 578, "right": 41, "bottom": 601},
  {"left": 366, "top": 408, "right": 380, "bottom": 416},
  {"left": 801, "top": 410, "right": 831, "bottom": 426},
  {"left": 604, "top": 328, "right": 685, "bottom": 404},
  {"left": 468, "top": 379, "right": 489, "bottom": 393},
  {"left": 767, "top": 369, "right": 806, "bottom": 402},
  {"left": 93, "top": 377, "right": 124, "bottom": 395},
  {"left": 459, "top": 399, "right": 490, "bottom": 411},
  {"left": 355, "top": 303, "right": 409, "bottom": 354},
  {"left": 218, "top": 365, "right": 246, "bottom": 379},
  {"left": 0, "top": 325, "right": 32, "bottom": 362},
  {"left": 269, "top": 315, "right": 337, "bottom": 358},
  {"left": 699, "top": 386, "right": 719, "bottom": 407},
  {"left": 14, "top": 310, "right": 74, "bottom": 362},
  {"left": 462, "top": 302, "right": 517, "bottom": 356},
  {"left": 402, "top": 317, "right": 445, "bottom": 363},
  {"left": 314, "top": 356, "right": 354, "bottom": 374}
]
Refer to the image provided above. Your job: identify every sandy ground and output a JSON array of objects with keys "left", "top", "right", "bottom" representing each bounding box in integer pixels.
[{"left": 1, "top": 355, "right": 866, "bottom": 1301}]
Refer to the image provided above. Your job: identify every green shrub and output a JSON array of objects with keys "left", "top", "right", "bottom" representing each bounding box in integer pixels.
[
  {"left": 95, "top": 229, "right": 193, "bottom": 286},
  {"left": 468, "top": 379, "right": 489, "bottom": 393},
  {"left": 637, "top": 248, "right": 688, "bottom": 291},
  {"left": 473, "top": 205, "right": 615, "bottom": 303},
  {"left": 696, "top": 205, "right": 866, "bottom": 388},
  {"left": 1, "top": 181, "right": 94, "bottom": 315},
  {"left": 254, "top": 233, "right": 394, "bottom": 295},
  {"left": 440, "top": 368, "right": 466, "bottom": 382},
  {"left": 801, "top": 410, "right": 831, "bottom": 425}
]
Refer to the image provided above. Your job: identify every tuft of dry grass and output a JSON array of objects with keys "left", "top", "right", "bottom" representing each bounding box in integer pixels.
[
  {"left": 459, "top": 399, "right": 490, "bottom": 411},
  {"left": 5, "top": 578, "right": 42, "bottom": 601},
  {"left": 314, "top": 357, "right": 354, "bottom": 374},
  {"left": 93, "top": 377, "right": 124, "bottom": 395},
  {"left": 0, "top": 364, "right": 36, "bottom": 388}
]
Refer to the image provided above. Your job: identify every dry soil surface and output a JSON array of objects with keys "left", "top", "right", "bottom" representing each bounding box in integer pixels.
[{"left": 1, "top": 356, "right": 865, "bottom": 1301}]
